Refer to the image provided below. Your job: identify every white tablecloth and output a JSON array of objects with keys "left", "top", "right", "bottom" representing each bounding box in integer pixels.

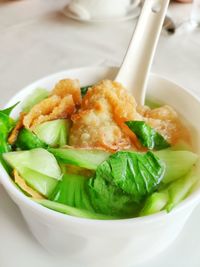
[{"left": 0, "top": 1, "right": 200, "bottom": 267}]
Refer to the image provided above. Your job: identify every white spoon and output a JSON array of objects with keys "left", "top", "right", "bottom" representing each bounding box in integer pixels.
[{"left": 115, "top": 0, "right": 170, "bottom": 105}]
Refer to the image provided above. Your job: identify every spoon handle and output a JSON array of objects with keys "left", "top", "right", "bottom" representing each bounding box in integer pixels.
[{"left": 115, "top": 0, "right": 170, "bottom": 105}]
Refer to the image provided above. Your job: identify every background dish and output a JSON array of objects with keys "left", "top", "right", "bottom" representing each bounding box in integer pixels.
[{"left": 62, "top": 5, "right": 141, "bottom": 23}]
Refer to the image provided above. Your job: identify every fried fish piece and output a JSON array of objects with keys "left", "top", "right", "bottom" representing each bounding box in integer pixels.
[
  {"left": 52, "top": 79, "right": 81, "bottom": 105},
  {"left": 138, "top": 105, "right": 190, "bottom": 145},
  {"left": 70, "top": 108, "right": 132, "bottom": 152},
  {"left": 23, "top": 79, "right": 81, "bottom": 130},
  {"left": 26, "top": 95, "right": 75, "bottom": 130},
  {"left": 70, "top": 80, "right": 190, "bottom": 151},
  {"left": 70, "top": 80, "right": 139, "bottom": 151}
]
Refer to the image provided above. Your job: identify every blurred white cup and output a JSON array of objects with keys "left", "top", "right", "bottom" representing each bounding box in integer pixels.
[
  {"left": 190, "top": 0, "right": 200, "bottom": 27},
  {"left": 67, "top": 0, "right": 140, "bottom": 20}
]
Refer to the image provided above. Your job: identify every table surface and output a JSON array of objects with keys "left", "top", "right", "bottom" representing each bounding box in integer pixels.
[{"left": 0, "top": 1, "right": 200, "bottom": 267}]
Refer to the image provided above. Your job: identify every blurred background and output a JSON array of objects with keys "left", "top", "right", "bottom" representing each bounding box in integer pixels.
[{"left": 0, "top": 0, "right": 200, "bottom": 108}]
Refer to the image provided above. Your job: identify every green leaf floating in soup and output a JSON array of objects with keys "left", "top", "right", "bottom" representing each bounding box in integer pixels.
[
  {"left": 88, "top": 151, "right": 165, "bottom": 216},
  {"left": 125, "top": 121, "right": 170, "bottom": 150}
]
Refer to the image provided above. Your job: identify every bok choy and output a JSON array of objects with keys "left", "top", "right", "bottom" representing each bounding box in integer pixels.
[
  {"left": 3, "top": 148, "right": 62, "bottom": 196},
  {"left": 125, "top": 121, "right": 170, "bottom": 150}
]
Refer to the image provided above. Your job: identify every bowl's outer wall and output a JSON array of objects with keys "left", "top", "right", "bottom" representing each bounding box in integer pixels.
[{"left": 1, "top": 67, "right": 200, "bottom": 267}]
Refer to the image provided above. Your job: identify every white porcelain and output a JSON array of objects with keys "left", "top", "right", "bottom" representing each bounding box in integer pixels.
[
  {"left": 67, "top": 0, "right": 140, "bottom": 20},
  {"left": 115, "top": 0, "right": 169, "bottom": 105},
  {"left": 1, "top": 67, "right": 200, "bottom": 267},
  {"left": 191, "top": 0, "right": 200, "bottom": 26}
]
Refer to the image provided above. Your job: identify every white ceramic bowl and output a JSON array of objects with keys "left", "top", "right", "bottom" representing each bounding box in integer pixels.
[{"left": 1, "top": 67, "right": 200, "bottom": 267}]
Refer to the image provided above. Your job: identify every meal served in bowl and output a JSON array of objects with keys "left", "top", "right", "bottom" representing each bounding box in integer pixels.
[{"left": 0, "top": 77, "right": 199, "bottom": 220}]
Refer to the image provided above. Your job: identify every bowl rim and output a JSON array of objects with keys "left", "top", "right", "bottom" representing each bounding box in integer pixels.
[{"left": 1, "top": 66, "right": 200, "bottom": 227}]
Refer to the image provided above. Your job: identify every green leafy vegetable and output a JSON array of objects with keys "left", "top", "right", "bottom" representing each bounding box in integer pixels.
[
  {"left": 33, "top": 119, "right": 70, "bottom": 147},
  {"left": 81, "top": 85, "right": 92, "bottom": 97},
  {"left": 3, "top": 148, "right": 62, "bottom": 196},
  {"left": 3, "top": 148, "right": 61, "bottom": 179},
  {"left": 0, "top": 111, "right": 15, "bottom": 153},
  {"left": 166, "top": 165, "right": 200, "bottom": 211},
  {"left": 22, "top": 88, "right": 49, "bottom": 112},
  {"left": 50, "top": 173, "right": 94, "bottom": 212},
  {"left": 48, "top": 147, "right": 110, "bottom": 170},
  {"left": 98, "top": 151, "right": 165, "bottom": 201},
  {"left": 125, "top": 121, "right": 170, "bottom": 150},
  {"left": 19, "top": 168, "right": 58, "bottom": 197},
  {"left": 0, "top": 104, "right": 18, "bottom": 172},
  {"left": 155, "top": 150, "right": 198, "bottom": 183},
  {"left": 140, "top": 159, "right": 200, "bottom": 216},
  {"left": 16, "top": 128, "right": 47, "bottom": 150},
  {"left": 89, "top": 174, "right": 138, "bottom": 217},
  {"left": 140, "top": 191, "right": 168, "bottom": 216},
  {"left": 88, "top": 151, "right": 165, "bottom": 216},
  {"left": 1, "top": 102, "right": 19, "bottom": 116},
  {"left": 35, "top": 199, "right": 120, "bottom": 220}
]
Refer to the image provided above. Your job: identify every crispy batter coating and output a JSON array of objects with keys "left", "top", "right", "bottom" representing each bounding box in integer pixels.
[
  {"left": 81, "top": 80, "right": 138, "bottom": 122},
  {"left": 138, "top": 105, "right": 190, "bottom": 145},
  {"left": 23, "top": 95, "right": 60, "bottom": 129},
  {"left": 13, "top": 169, "right": 44, "bottom": 199},
  {"left": 23, "top": 79, "right": 81, "bottom": 130},
  {"left": 28, "top": 95, "right": 74, "bottom": 129},
  {"left": 8, "top": 112, "right": 25, "bottom": 145},
  {"left": 70, "top": 80, "right": 190, "bottom": 150},
  {"left": 70, "top": 80, "right": 139, "bottom": 151},
  {"left": 12, "top": 78, "right": 190, "bottom": 150},
  {"left": 52, "top": 79, "right": 81, "bottom": 105}
]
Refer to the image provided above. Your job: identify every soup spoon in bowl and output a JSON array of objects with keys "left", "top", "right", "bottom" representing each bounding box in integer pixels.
[{"left": 115, "top": 0, "right": 170, "bottom": 105}]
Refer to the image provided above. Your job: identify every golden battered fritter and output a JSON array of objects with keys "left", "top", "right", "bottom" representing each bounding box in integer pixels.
[
  {"left": 52, "top": 79, "right": 81, "bottom": 105},
  {"left": 69, "top": 80, "right": 140, "bottom": 151},
  {"left": 23, "top": 79, "right": 81, "bottom": 130},
  {"left": 70, "top": 80, "right": 189, "bottom": 150},
  {"left": 10, "top": 78, "right": 189, "bottom": 150},
  {"left": 137, "top": 104, "right": 190, "bottom": 145}
]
